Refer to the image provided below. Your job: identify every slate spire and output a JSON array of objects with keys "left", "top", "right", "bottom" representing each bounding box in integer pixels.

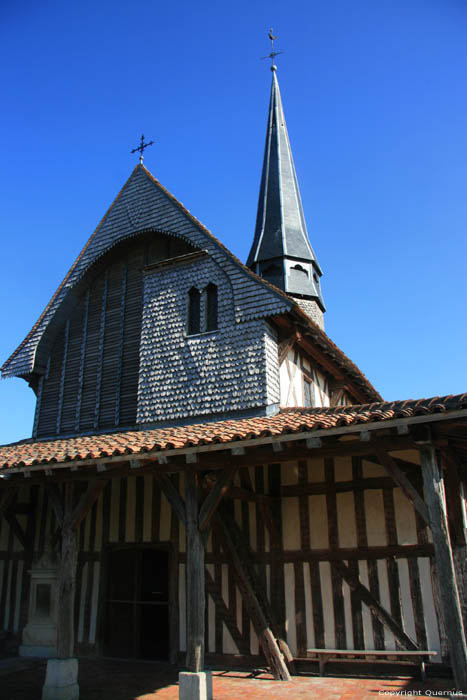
[{"left": 247, "top": 66, "right": 325, "bottom": 328}]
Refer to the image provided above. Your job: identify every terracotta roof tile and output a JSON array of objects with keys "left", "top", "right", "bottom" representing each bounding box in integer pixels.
[{"left": 0, "top": 394, "right": 466, "bottom": 471}]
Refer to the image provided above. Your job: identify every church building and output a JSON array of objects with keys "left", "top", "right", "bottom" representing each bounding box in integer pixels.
[{"left": 0, "top": 57, "right": 466, "bottom": 699}]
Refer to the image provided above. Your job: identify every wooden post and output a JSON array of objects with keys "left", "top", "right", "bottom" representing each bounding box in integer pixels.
[
  {"left": 420, "top": 444, "right": 467, "bottom": 693},
  {"left": 185, "top": 472, "right": 205, "bottom": 672},
  {"left": 57, "top": 482, "right": 78, "bottom": 659}
]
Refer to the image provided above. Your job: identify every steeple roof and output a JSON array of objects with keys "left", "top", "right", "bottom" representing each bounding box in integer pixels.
[{"left": 247, "top": 68, "right": 325, "bottom": 310}]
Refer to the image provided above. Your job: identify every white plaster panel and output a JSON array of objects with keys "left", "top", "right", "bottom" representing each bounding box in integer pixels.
[
  {"left": 284, "top": 563, "right": 297, "bottom": 655},
  {"left": 250, "top": 621, "right": 259, "bottom": 655},
  {"left": 280, "top": 360, "right": 289, "bottom": 406},
  {"left": 362, "top": 459, "right": 386, "bottom": 477},
  {"left": 334, "top": 457, "right": 352, "bottom": 482},
  {"left": 337, "top": 493, "right": 357, "bottom": 548},
  {"left": 393, "top": 487, "right": 418, "bottom": 545},
  {"left": 309, "top": 495, "right": 329, "bottom": 548},
  {"left": 223, "top": 625, "right": 238, "bottom": 655},
  {"left": 282, "top": 498, "right": 300, "bottom": 550},
  {"left": 159, "top": 491, "right": 171, "bottom": 541},
  {"left": 303, "top": 563, "right": 315, "bottom": 648},
  {"left": 281, "top": 461, "right": 298, "bottom": 486},
  {"left": 342, "top": 578, "right": 354, "bottom": 649},
  {"left": 418, "top": 557, "right": 441, "bottom": 657},
  {"left": 364, "top": 490, "right": 387, "bottom": 546},
  {"left": 397, "top": 558, "right": 417, "bottom": 642},
  {"left": 319, "top": 562, "right": 335, "bottom": 649},
  {"left": 308, "top": 459, "right": 324, "bottom": 483},
  {"left": 391, "top": 450, "right": 420, "bottom": 465},
  {"left": 358, "top": 561, "right": 374, "bottom": 649},
  {"left": 376, "top": 560, "right": 395, "bottom": 650}
]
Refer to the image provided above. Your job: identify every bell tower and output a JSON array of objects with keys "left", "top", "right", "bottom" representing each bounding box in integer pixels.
[{"left": 247, "top": 54, "right": 325, "bottom": 329}]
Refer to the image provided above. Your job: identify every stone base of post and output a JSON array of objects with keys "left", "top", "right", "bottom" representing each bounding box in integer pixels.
[
  {"left": 42, "top": 658, "right": 79, "bottom": 700},
  {"left": 179, "top": 671, "right": 212, "bottom": 700}
]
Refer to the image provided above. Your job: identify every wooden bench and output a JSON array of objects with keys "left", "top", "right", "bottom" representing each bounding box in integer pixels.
[{"left": 306, "top": 648, "right": 438, "bottom": 680}]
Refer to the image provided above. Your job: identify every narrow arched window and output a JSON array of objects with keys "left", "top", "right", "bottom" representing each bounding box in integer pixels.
[
  {"left": 205, "top": 283, "right": 218, "bottom": 331},
  {"left": 188, "top": 287, "right": 201, "bottom": 335}
]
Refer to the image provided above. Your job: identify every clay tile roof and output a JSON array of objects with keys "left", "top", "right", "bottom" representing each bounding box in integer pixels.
[{"left": 1, "top": 393, "right": 466, "bottom": 471}]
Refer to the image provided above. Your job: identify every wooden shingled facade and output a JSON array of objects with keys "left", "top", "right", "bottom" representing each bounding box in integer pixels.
[
  {"left": 33, "top": 233, "right": 194, "bottom": 438},
  {"left": 0, "top": 451, "right": 448, "bottom": 664}
]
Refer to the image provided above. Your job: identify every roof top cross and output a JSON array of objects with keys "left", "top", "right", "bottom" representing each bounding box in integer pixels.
[
  {"left": 261, "top": 28, "right": 283, "bottom": 71},
  {"left": 131, "top": 134, "right": 154, "bottom": 164}
]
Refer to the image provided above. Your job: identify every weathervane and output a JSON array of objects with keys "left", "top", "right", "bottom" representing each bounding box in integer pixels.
[
  {"left": 131, "top": 134, "right": 154, "bottom": 164},
  {"left": 261, "top": 28, "right": 283, "bottom": 71}
]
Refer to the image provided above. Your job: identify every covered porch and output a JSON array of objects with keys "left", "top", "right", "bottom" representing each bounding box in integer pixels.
[{"left": 0, "top": 394, "right": 466, "bottom": 698}]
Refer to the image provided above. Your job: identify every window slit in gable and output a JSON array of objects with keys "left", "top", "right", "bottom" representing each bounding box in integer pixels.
[
  {"left": 188, "top": 287, "right": 201, "bottom": 335},
  {"left": 205, "top": 283, "right": 218, "bottom": 331}
]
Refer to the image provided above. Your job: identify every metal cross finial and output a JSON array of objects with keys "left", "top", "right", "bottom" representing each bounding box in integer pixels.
[
  {"left": 261, "top": 27, "right": 283, "bottom": 71},
  {"left": 131, "top": 134, "right": 154, "bottom": 164}
]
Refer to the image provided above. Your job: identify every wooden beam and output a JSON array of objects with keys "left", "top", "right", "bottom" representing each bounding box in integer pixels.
[
  {"left": 216, "top": 508, "right": 291, "bottom": 681},
  {"left": 155, "top": 473, "right": 186, "bottom": 527},
  {"left": 185, "top": 472, "right": 205, "bottom": 672},
  {"left": 3, "top": 512, "right": 30, "bottom": 550},
  {"left": 57, "top": 482, "right": 78, "bottom": 659},
  {"left": 374, "top": 449, "right": 429, "bottom": 525},
  {"left": 71, "top": 479, "right": 108, "bottom": 530},
  {"left": 205, "top": 568, "right": 249, "bottom": 655},
  {"left": 199, "top": 466, "right": 237, "bottom": 532},
  {"left": 420, "top": 444, "right": 467, "bottom": 692},
  {"left": 330, "top": 559, "right": 418, "bottom": 651},
  {"left": 442, "top": 449, "right": 467, "bottom": 546}
]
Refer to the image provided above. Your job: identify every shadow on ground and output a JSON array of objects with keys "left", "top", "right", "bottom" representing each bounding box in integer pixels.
[{"left": 0, "top": 657, "right": 459, "bottom": 700}]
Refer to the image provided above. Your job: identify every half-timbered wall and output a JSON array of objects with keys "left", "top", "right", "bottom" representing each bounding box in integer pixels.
[
  {"left": 280, "top": 349, "right": 332, "bottom": 408},
  {"left": 0, "top": 452, "right": 449, "bottom": 663},
  {"left": 34, "top": 233, "right": 194, "bottom": 438}
]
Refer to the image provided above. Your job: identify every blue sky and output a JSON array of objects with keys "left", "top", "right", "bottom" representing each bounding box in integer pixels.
[{"left": 1, "top": 0, "right": 467, "bottom": 444}]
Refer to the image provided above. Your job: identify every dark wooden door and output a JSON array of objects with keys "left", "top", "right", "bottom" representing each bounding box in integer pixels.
[{"left": 103, "top": 548, "right": 169, "bottom": 659}]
